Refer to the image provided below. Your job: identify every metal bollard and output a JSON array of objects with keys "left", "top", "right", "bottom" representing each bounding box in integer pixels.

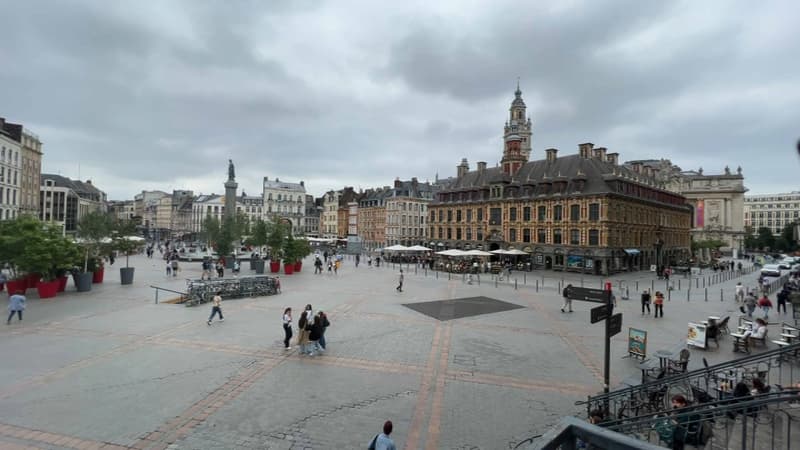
[
  {"left": 704, "top": 288, "right": 708, "bottom": 302},
  {"left": 720, "top": 289, "right": 724, "bottom": 302},
  {"left": 515, "top": 279, "right": 518, "bottom": 290},
  {"left": 696, "top": 278, "right": 699, "bottom": 289},
  {"left": 668, "top": 288, "right": 671, "bottom": 301},
  {"left": 155, "top": 290, "right": 159, "bottom": 304},
  {"left": 495, "top": 278, "right": 498, "bottom": 288},
  {"left": 536, "top": 280, "right": 539, "bottom": 292},
  {"left": 651, "top": 280, "right": 654, "bottom": 291},
  {"left": 524, "top": 273, "right": 526, "bottom": 284},
  {"left": 425, "top": 268, "right": 427, "bottom": 276},
  {"left": 436, "top": 270, "right": 438, "bottom": 279},
  {"left": 478, "top": 274, "right": 481, "bottom": 285},
  {"left": 687, "top": 288, "right": 690, "bottom": 302},
  {"left": 448, "top": 272, "right": 451, "bottom": 280},
  {"left": 703, "top": 277, "right": 705, "bottom": 288},
  {"left": 678, "top": 279, "right": 681, "bottom": 290},
  {"left": 636, "top": 281, "right": 639, "bottom": 291}
]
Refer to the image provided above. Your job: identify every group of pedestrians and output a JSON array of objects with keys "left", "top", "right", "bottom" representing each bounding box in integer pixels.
[
  {"left": 282, "top": 304, "right": 331, "bottom": 356},
  {"left": 640, "top": 289, "right": 665, "bottom": 317}
]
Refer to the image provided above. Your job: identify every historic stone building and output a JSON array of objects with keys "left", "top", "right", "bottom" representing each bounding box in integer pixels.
[
  {"left": 385, "top": 177, "right": 434, "bottom": 247},
  {"left": 358, "top": 187, "right": 391, "bottom": 250},
  {"left": 321, "top": 190, "right": 341, "bottom": 238},
  {"left": 625, "top": 159, "right": 747, "bottom": 254},
  {"left": 429, "top": 88, "right": 692, "bottom": 275},
  {"left": 262, "top": 177, "right": 305, "bottom": 233},
  {"left": 0, "top": 118, "right": 22, "bottom": 220}
]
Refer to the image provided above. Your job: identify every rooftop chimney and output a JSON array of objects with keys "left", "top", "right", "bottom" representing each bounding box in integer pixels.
[
  {"left": 632, "top": 163, "right": 642, "bottom": 173},
  {"left": 264, "top": 177, "right": 268, "bottom": 181},
  {"left": 457, "top": 158, "right": 469, "bottom": 178},
  {"left": 593, "top": 147, "right": 607, "bottom": 160},
  {"left": 606, "top": 152, "right": 619, "bottom": 165},
  {"left": 394, "top": 177, "right": 401, "bottom": 188},
  {"left": 545, "top": 148, "right": 558, "bottom": 162},
  {"left": 300, "top": 181, "right": 304, "bottom": 187},
  {"left": 477, "top": 161, "right": 487, "bottom": 172},
  {"left": 578, "top": 143, "right": 594, "bottom": 159}
]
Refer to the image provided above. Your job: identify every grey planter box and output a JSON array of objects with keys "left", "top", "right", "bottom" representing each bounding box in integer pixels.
[
  {"left": 224, "top": 256, "right": 235, "bottom": 269},
  {"left": 253, "top": 260, "right": 265, "bottom": 274},
  {"left": 74, "top": 272, "right": 93, "bottom": 292},
  {"left": 120, "top": 267, "right": 135, "bottom": 285}
]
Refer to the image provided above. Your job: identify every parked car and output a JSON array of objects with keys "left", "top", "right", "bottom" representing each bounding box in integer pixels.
[{"left": 761, "top": 264, "right": 782, "bottom": 277}]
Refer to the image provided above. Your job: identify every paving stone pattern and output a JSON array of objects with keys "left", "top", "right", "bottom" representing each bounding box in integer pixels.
[{"left": 0, "top": 255, "right": 773, "bottom": 449}]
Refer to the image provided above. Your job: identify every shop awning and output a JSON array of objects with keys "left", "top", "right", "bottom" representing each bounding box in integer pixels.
[{"left": 624, "top": 249, "right": 640, "bottom": 255}]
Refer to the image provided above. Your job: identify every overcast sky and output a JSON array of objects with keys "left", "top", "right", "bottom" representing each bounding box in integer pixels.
[{"left": 1, "top": 0, "right": 798, "bottom": 200}]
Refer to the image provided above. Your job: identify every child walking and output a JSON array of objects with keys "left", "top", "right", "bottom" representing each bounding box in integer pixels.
[
  {"left": 282, "top": 307, "right": 292, "bottom": 350},
  {"left": 207, "top": 291, "right": 224, "bottom": 325}
]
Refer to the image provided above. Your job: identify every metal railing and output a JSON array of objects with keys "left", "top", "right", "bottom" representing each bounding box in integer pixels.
[
  {"left": 149, "top": 285, "right": 187, "bottom": 304},
  {"left": 578, "top": 342, "right": 800, "bottom": 420},
  {"left": 531, "top": 390, "right": 800, "bottom": 450}
]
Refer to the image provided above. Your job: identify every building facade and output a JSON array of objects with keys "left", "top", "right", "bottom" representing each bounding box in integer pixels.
[
  {"left": 321, "top": 190, "right": 341, "bottom": 238},
  {"left": 428, "top": 89, "right": 692, "bottom": 275},
  {"left": 39, "top": 174, "right": 106, "bottom": 234},
  {"left": 303, "top": 194, "right": 321, "bottom": 236},
  {"left": 263, "top": 177, "right": 305, "bottom": 233},
  {"left": 19, "top": 130, "right": 43, "bottom": 216},
  {"left": 108, "top": 200, "right": 136, "bottom": 221},
  {"left": 0, "top": 118, "right": 22, "bottom": 220},
  {"left": 337, "top": 187, "right": 357, "bottom": 239},
  {"left": 744, "top": 192, "right": 800, "bottom": 236},
  {"left": 626, "top": 159, "right": 747, "bottom": 253},
  {"left": 385, "top": 178, "right": 434, "bottom": 246},
  {"left": 358, "top": 187, "right": 390, "bottom": 249}
]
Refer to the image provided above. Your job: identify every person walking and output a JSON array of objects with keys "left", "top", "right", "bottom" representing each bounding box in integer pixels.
[
  {"left": 653, "top": 291, "right": 664, "bottom": 318},
  {"left": 758, "top": 294, "right": 772, "bottom": 320},
  {"left": 355, "top": 254, "right": 360, "bottom": 267},
  {"left": 166, "top": 261, "right": 172, "bottom": 277},
  {"left": 314, "top": 257, "right": 323, "bottom": 274},
  {"left": 207, "top": 291, "right": 224, "bottom": 325},
  {"left": 777, "top": 286, "right": 789, "bottom": 314},
  {"left": 744, "top": 292, "right": 757, "bottom": 317},
  {"left": 367, "top": 420, "right": 396, "bottom": 450},
  {"left": 171, "top": 259, "right": 179, "bottom": 277},
  {"left": 318, "top": 311, "right": 330, "bottom": 351},
  {"left": 396, "top": 270, "right": 404, "bottom": 292},
  {"left": 735, "top": 282, "right": 745, "bottom": 303},
  {"left": 282, "top": 307, "right": 293, "bottom": 350},
  {"left": 561, "top": 284, "right": 573, "bottom": 313},
  {"left": 216, "top": 261, "right": 224, "bottom": 278},
  {"left": 641, "top": 289, "right": 651, "bottom": 315},
  {"left": 7, "top": 290, "right": 25, "bottom": 325}
]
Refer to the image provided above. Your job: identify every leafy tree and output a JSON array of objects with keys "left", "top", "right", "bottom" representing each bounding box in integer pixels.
[
  {"left": 777, "top": 221, "right": 798, "bottom": 252},
  {"left": 248, "top": 219, "right": 268, "bottom": 249},
  {"left": 201, "top": 215, "right": 221, "bottom": 249},
  {"left": 756, "top": 227, "right": 775, "bottom": 251},
  {"left": 110, "top": 220, "right": 145, "bottom": 267},
  {"left": 17, "top": 222, "right": 80, "bottom": 281},
  {"left": 743, "top": 226, "right": 758, "bottom": 251},
  {"left": 77, "top": 211, "right": 113, "bottom": 272},
  {"left": 266, "top": 219, "right": 287, "bottom": 261}
]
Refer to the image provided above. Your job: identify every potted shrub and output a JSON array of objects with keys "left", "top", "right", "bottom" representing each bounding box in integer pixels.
[
  {"left": 15, "top": 220, "right": 79, "bottom": 299},
  {"left": 75, "top": 211, "right": 112, "bottom": 292},
  {"left": 248, "top": 219, "right": 268, "bottom": 274},
  {"left": 266, "top": 220, "right": 287, "bottom": 273},
  {"left": 0, "top": 216, "right": 35, "bottom": 292},
  {"left": 111, "top": 220, "right": 144, "bottom": 285}
]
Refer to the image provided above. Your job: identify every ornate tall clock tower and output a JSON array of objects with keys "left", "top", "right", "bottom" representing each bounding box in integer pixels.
[{"left": 503, "top": 81, "right": 532, "bottom": 160}]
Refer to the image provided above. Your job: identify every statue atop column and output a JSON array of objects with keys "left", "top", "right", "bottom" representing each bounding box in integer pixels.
[{"left": 228, "top": 159, "right": 235, "bottom": 181}]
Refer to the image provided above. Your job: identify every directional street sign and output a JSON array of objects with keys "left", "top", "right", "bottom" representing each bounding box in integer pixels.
[
  {"left": 608, "top": 313, "right": 623, "bottom": 337},
  {"left": 590, "top": 304, "right": 610, "bottom": 324},
  {"left": 568, "top": 287, "right": 610, "bottom": 303}
]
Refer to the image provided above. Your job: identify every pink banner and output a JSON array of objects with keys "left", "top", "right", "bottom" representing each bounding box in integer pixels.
[{"left": 695, "top": 200, "right": 704, "bottom": 228}]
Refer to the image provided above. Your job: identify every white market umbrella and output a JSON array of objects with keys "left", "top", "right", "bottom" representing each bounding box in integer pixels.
[
  {"left": 490, "top": 249, "right": 508, "bottom": 255},
  {"left": 435, "top": 249, "right": 467, "bottom": 257},
  {"left": 464, "top": 250, "right": 493, "bottom": 257},
  {"left": 407, "top": 245, "right": 431, "bottom": 251},
  {"left": 505, "top": 249, "right": 529, "bottom": 255},
  {"left": 122, "top": 236, "right": 146, "bottom": 242},
  {"left": 385, "top": 244, "right": 410, "bottom": 251}
]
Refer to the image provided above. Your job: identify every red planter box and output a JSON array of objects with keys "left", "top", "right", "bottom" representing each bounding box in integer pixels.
[
  {"left": 270, "top": 261, "right": 281, "bottom": 273},
  {"left": 294, "top": 261, "right": 302, "bottom": 272},
  {"left": 26, "top": 273, "right": 41, "bottom": 289},
  {"left": 92, "top": 268, "right": 105, "bottom": 284},
  {"left": 37, "top": 279, "right": 59, "bottom": 299},
  {"left": 283, "top": 263, "right": 294, "bottom": 275},
  {"left": 57, "top": 276, "right": 69, "bottom": 292},
  {"left": 5, "top": 279, "right": 27, "bottom": 294}
]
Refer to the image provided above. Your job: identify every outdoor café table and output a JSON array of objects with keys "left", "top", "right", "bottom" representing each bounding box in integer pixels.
[
  {"left": 780, "top": 333, "right": 797, "bottom": 342},
  {"left": 731, "top": 333, "right": 748, "bottom": 353},
  {"left": 709, "top": 316, "right": 721, "bottom": 321},
  {"left": 654, "top": 350, "right": 674, "bottom": 370}
]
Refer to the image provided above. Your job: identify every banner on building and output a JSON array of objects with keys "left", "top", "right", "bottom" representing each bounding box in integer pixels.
[{"left": 695, "top": 200, "right": 704, "bottom": 228}]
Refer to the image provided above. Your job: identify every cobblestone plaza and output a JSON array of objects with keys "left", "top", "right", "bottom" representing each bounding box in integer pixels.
[{"left": 1, "top": 255, "right": 764, "bottom": 449}]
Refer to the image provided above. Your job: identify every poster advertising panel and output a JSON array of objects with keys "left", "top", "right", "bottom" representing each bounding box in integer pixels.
[
  {"left": 628, "top": 328, "right": 647, "bottom": 358},
  {"left": 687, "top": 322, "right": 707, "bottom": 349},
  {"left": 695, "top": 200, "right": 704, "bottom": 228}
]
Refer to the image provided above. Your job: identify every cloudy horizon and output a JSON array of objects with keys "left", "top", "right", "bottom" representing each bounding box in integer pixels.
[{"left": 1, "top": 0, "right": 798, "bottom": 200}]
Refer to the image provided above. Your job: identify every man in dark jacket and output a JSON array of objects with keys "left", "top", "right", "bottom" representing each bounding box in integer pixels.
[{"left": 307, "top": 315, "right": 323, "bottom": 356}]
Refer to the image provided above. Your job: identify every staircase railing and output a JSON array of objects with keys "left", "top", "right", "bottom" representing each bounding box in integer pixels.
[{"left": 577, "top": 342, "right": 800, "bottom": 420}]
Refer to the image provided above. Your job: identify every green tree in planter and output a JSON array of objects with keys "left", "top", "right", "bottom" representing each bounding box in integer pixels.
[
  {"left": 247, "top": 219, "right": 268, "bottom": 250},
  {"left": 266, "top": 219, "right": 287, "bottom": 261},
  {"left": 77, "top": 210, "right": 113, "bottom": 272},
  {"left": 110, "top": 220, "right": 145, "bottom": 267},
  {"left": 0, "top": 215, "right": 41, "bottom": 278},
  {"left": 13, "top": 219, "right": 79, "bottom": 281}
]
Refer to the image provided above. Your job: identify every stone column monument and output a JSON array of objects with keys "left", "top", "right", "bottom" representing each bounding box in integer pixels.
[{"left": 225, "top": 159, "right": 238, "bottom": 219}]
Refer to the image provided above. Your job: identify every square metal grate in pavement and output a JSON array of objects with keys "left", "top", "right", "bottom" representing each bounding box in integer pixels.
[{"left": 402, "top": 296, "right": 524, "bottom": 321}]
